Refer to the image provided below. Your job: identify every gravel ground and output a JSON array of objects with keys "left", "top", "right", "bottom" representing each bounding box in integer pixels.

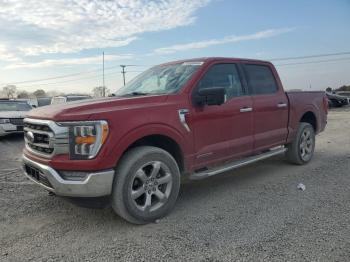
[{"left": 0, "top": 107, "right": 349, "bottom": 262}]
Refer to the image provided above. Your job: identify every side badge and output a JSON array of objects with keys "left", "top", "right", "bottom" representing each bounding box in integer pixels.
[{"left": 178, "top": 109, "right": 190, "bottom": 132}]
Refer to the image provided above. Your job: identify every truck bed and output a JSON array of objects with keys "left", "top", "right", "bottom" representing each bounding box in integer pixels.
[{"left": 286, "top": 90, "right": 327, "bottom": 142}]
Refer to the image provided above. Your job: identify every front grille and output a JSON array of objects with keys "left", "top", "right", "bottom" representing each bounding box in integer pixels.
[
  {"left": 24, "top": 122, "right": 51, "bottom": 132},
  {"left": 27, "top": 143, "right": 54, "bottom": 154},
  {"left": 24, "top": 122, "right": 53, "bottom": 156},
  {"left": 10, "top": 118, "right": 24, "bottom": 126},
  {"left": 24, "top": 119, "right": 69, "bottom": 158},
  {"left": 25, "top": 164, "right": 53, "bottom": 189}
]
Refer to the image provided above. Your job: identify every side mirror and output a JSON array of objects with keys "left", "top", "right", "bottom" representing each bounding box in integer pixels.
[{"left": 193, "top": 87, "right": 225, "bottom": 106}]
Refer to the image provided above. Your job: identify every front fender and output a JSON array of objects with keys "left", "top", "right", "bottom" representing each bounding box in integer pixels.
[{"left": 104, "top": 123, "right": 192, "bottom": 170}]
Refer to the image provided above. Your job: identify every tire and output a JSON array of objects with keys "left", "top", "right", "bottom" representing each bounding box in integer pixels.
[
  {"left": 111, "top": 146, "right": 181, "bottom": 224},
  {"left": 285, "top": 122, "right": 315, "bottom": 165}
]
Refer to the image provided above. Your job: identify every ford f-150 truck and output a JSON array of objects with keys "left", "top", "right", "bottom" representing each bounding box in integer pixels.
[{"left": 22, "top": 57, "right": 327, "bottom": 224}]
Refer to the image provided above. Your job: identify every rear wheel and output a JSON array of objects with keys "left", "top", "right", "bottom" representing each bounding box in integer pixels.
[
  {"left": 285, "top": 122, "right": 315, "bottom": 165},
  {"left": 111, "top": 146, "right": 180, "bottom": 224}
]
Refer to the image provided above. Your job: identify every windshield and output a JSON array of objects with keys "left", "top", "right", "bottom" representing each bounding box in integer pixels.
[
  {"left": 115, "top": 62, "right": 202, "bottom": 96},
  {"left": 0, "top": 102, "right": 32, "bottom": 111}
]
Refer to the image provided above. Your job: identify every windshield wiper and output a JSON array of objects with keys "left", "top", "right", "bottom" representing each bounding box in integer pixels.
[{"left": 122, "top": 91, "right": 150, "bottom": 96}]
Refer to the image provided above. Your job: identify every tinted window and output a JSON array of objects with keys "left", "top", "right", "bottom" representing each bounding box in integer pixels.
[
  {"left": 67, "top": 96, "right": 90, "bottom": 102},
  {"left": 245, "top": 64, "right": 278, "bottom": 95},
  {"left": 0, "top": 102, "right": 32, "bottom": 111},
  {"left": 198, "top": 64, "right": 243, "bottom": 99},
  {"left": 37, "top": 98, "right": 52, "bottom": 107}
]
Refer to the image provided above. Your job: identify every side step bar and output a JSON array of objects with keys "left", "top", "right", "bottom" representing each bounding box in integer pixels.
[{"left": 189, "top": 147, "right": 287, "bottom": 180}]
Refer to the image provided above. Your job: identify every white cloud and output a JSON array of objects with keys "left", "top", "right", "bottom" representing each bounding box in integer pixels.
[
  {"left": 5, "top": 54, "right": 133, "bottom": 69},
  {"left": 0, "top": 44, "right": 21, "bottom": 62},
  {"left": 154, "top": 28, "right": 295, "bottom": 54},
  {"left": 0, "top": 0, "right": 210, "bottom": 60}
]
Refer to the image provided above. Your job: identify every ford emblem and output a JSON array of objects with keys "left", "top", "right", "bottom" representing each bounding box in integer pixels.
[{"left": 26, "top": 131, "right": 35, "bottom": 143}]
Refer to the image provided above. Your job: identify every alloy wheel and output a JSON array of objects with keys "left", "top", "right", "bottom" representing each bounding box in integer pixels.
[{"left": 130, "top": 161, "right": 173, "bottom": 213}]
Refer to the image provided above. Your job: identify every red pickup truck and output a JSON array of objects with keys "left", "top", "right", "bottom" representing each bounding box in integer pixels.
[{"left": 22, "top": 57, "right": 327, "bottom": 224}]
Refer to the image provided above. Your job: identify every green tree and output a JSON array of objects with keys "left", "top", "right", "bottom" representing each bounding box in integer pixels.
[
  {"left": 17, "top": 91, "right": 29, "bottom": 99},
  {"left": 33, "top": 89, "right": 46, "bottom": 97}
]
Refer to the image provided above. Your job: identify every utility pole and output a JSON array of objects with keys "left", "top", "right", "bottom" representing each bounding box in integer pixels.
[
  {"left": 121, "top": 65, "right": 126, "bottom": 86},
  {"left": 102, "top": 51, "right": 105, "bottom": 97}
]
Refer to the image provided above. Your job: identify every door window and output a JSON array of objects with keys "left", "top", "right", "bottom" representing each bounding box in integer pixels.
[
  {"left": 198, "top": 64, "right": 244, "bottom": 100},
  {"left": 244, "top": 64, "right": 278, "bottom": 95}
]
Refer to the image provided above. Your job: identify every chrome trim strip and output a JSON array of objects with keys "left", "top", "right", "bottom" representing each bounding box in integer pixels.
[
  {"left": 24, "top": 127, "right": 54, "bottom": 136},
  {"left": 277, "top": 103, "right": 288, "bottom": 108},
  {"left": 240, "top": 107, "right": 253, "bottom": 113}
]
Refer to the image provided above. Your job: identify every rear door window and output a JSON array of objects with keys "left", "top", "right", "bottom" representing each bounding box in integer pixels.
[{"left": 244, "top": 64, "right": 278, "bottom": 95}]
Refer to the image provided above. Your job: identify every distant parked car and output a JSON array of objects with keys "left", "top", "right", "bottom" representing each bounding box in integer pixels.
[
  {"left": 37, "top": 97, "right": 52, "bottom": 107},
  {"left": 51, "top": 95, "right": 92, "bottom": 105},
  {"left": 0, "top": 99, "right": 32, "bottom": 137},
  {"left": 16, "top": 98, "right": 38, "bottom": 108},
  {"left": 326, "top": 92, "right": 349, "bottom": 108}
]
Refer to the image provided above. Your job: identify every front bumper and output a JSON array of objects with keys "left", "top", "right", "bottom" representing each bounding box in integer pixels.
[
  {"left": 22, "top": 155, "right": 115, "bottom": 197},
  {"left": 0, "top": 123, "right": 23, "bottom": 136}
]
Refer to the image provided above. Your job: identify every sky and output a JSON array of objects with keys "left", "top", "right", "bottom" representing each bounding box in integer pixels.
[{"left": 0, "top": 0, "right": 349, "bottom": 94}]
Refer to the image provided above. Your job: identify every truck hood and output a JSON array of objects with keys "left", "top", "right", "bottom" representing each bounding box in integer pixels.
[
  {"left": 26, "top": 95, "right": 169, "bottom": 121},
  {"left": 0, "top": 111, "right": 29, "bottom": 119}
]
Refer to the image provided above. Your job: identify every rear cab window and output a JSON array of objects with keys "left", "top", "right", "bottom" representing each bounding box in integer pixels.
[{"left": 244, "top": 64, "right": 278, "bottom": 95}]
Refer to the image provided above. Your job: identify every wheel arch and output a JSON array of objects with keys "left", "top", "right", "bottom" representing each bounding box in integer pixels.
[
  {"left": 111, "top": 124, "right": 188, "bottom": 173},
  {"left": 123, "top": 134, "right": 185, "bottom": 172},
  {"left": 299, "top": 111, "right": 317, "bottom": 132}
]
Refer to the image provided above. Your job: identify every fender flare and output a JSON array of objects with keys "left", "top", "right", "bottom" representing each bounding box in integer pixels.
[{"left": 107, "top": 123, "right": 190, "bottom": 168}]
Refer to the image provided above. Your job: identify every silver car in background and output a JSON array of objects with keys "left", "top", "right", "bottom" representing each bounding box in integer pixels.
[{"left": 0, "top": 100, "right": 32, "bottom": 137}]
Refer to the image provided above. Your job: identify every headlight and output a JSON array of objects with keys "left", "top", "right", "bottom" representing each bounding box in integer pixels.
[
  {"left": 0, "top": 118, "right": 10, "bottom": 124},
  {"left": 61, "top": 120, "right": 109, "bottom": 160}
]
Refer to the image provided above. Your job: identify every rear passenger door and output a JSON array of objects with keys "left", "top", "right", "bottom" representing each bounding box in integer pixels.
[{"left": 242, "top": 63, "right": 289, "bottom": 152}]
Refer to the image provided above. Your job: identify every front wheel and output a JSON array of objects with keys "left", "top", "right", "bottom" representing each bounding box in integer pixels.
[
  {"left": 111, "top": 146, "right": 180, "bottom": 224},
  {"left": 285, "top": 122, "right": 315, "bottom": 165}
]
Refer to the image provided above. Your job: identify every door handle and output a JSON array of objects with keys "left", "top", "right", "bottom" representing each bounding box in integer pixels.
[
  {"left": 277, "top": 102, "right": 287, "bottom": 108},
  {"left": 240, "top": 107, "right": 253, "bottom": 113}
]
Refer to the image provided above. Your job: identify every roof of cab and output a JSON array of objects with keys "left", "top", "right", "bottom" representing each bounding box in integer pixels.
[{"left": 159, "top": 57, "right": 272, "bottom": 67}]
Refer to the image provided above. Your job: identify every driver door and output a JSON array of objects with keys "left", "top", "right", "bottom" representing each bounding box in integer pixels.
[{"left": 189, "top": 63, "right": 254, "bottom": 169}]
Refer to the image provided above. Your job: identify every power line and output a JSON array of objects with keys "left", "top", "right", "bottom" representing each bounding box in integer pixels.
[
  {"left": 17, "top": 69, "right": 122, "bottom": 88},
  {"left": 2, "top": 64, "right": 149, "bottom": 86},
  {"left": 270, "top": 51, "right": 350, "bottom": 61},
  {"left": 275, "top": 57, "right": 350, "bottom": 66},
  {"left": 3, "top": 51, "right": 350, "bottom": 87},
  {"left": 3, "top": 67, "right": 103, "bottom": 85},
  {"left": 16, "top": 68, "right": 144, "bottom": 88},
  {"left": 18, "top": 56, "right": 348, "bottom": 88}
]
